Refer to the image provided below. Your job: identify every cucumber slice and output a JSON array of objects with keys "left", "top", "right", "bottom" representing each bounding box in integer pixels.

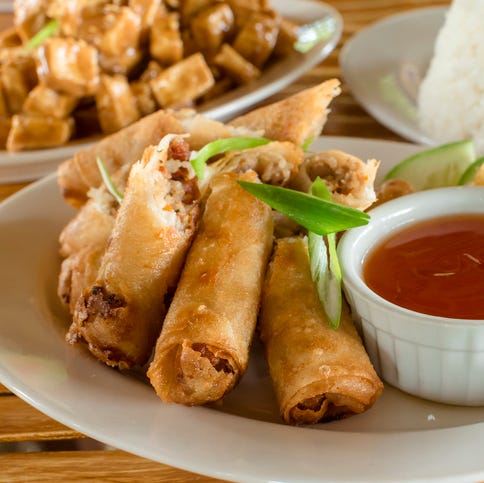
[
  {"left": 383, "top": 140, "right": 475, "bottom": 190},
  {"left": 458, "top": 156, "right": 484, "bottom": 185}
]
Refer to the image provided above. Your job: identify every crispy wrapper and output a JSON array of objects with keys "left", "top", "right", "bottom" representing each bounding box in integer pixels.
[
  {"left": 67, "top": 136, "right": 200, "bottom": 369},
  {"left": 228, "top": 79, "right": 341, "bottom": 146},
  {"left": 289, "top": 149, "right": 380, "bottom": 211},
  {"left": 57, "top": 109, "right": 186, "bottom": 208},
  {"left": 259, "top": 237, "right": 383, "bottom": 425},
  {"left": 147, "top": 171, "right": 274, "bottom": 405}
]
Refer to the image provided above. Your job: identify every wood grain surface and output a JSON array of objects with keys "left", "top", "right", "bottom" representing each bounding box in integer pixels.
[{"left": 0, "top": 1, "right": 449, "bottom": 482}]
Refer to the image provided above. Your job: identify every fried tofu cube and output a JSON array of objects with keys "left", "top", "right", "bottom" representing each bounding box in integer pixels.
[
  {"left": 130, "top": 80, "right": 157, "bottom": 116},
  {"left": 140, "top": 60, "right": 164, "bottom": 82},
  {"left": 6, "top": 114, "right": 74, "bottom": 151},
  {"left": 225, "top": 0, "right": 271, "bottom": 28},
  {"left": 149, "top": 52, "right": 215, "bottom": 108},
  {"left": 0, "top": 83, "right": 9, "bottom": 118},
  {"left": 179, "top": 0, "right": 213, "bottom": 25},
  {"left": 213, "top": 43, "right": 260, "bottom": 84},
  {"left": 0, "top": 27, "right": 23, "bottom": 49},
  {"left": 273, "top": 18, "right": 298, "bottom": 57},
  {"left": 232, "top": 12, "right": 279, "bottom": 68},
  {"left": 149, "top": 12, "right": 183, "bottom": 65},
  {"left": 96, "top": 74, "right": 141, "bottom": 134},
  {"left": 99, "top": 7, "right": 142, "bottom": 58},
  {"left": 1, "top": 61, "right": 33, "bottom": 114},
  {"left": 13, "top": 0, "right": 49, "bottom": 42},
  {"left": 23, "top": 85, "right": 78, "bottom": 119},
  {"left": 189, "top": 3, "right": 234, "bottom": 55},
  {"left": 36, "top": 37, "right": 100, "bottom": 97},
  {"left": 129, "top": 0, "right": 162, "bottom": 30},
  {"left": 0, "top": 118, "right": 11, "bottom": 149}
]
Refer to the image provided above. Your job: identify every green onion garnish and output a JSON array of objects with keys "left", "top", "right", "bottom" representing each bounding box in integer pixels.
[
  {"left": 237, "top": 181, "right": 370, "bottom": 235},
  {"left": 190, "top": 137, "right": 271, "bottom": 180},
  {"left": 96, "top": 157, "right": 123, "bottom": 204},
  {"left": 308, "top": 177, "right": 342, "bottom": 328},
  {"left": 25, "top": 19, "right": 60, "bottom": 50},
  {"left": 294, "top": 16, "right": 337, "bottom": 53}
]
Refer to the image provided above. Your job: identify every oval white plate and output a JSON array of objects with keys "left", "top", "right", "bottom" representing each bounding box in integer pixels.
[
  {"left": 340, "top": 7, "right": 445, "bottom": 146},
  {"left": 0, "top": 0, "right": 342, "bottom": 184},
  {"left": 1, "top": 136, "right": 484, "bottom": 483}
]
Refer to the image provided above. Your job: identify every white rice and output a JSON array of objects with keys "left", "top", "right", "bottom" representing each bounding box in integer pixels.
[{"left": 418, "top": 0, "right": 484, "bottom": 154}]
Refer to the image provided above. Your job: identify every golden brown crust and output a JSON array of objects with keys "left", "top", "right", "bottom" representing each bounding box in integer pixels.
[
  {"left": 57, "top": 109, "right": 185, "bottom": 208},
  {"left": 67, "top": 136, "right": 200, "bottom": 369},
  {"left": 259, "top": 237, "right": 383, "bottom": 425},
  {"left": 227, "top": 79, "right": 341, "bottom": 145},
  {"left": 147, "top": 171, "right": 274, "bottom": 405},
  {"left": 289, "top": 149, "right": 380, "bottom": 210}
]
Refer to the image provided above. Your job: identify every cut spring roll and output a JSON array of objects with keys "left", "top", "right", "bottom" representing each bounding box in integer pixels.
[
  {"left": 259, "top": 237, "right": 383, "bottom": 425},
  {"left": 228, "top": 79, "right": 341, "bottom": 146},
  {"left": 67, "top": 135, "right": 200, "bottom": 369},
  {"left": 57, "top": 109, "right": 186, "bottom": 208},
  {"left": 289, "top": 149, "right": 380, "bottom": 211},
  {"left": 147, "top": 170, "right": 273, "bottom": 405}
]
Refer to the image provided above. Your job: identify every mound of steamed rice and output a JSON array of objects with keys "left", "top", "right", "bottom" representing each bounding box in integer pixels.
[{"left": 418, "top": 0, "right": 484, "bottom": 155}]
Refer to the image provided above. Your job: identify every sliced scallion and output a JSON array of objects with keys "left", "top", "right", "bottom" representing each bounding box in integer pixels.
[
  {"left": 96, "top": 157, "right": 123, "bottom": 204},
  {"left": 237, "top": 180, "right": 370, "bottom": 235},
  {"left": 308, "top": 177, "right": 343, "bottom": 328},
  {"left": 25, "top": 19, "right": 59, "bottom": 50},
  {"left": 190, "top": 137, "right": 270, "bottom": 180}
]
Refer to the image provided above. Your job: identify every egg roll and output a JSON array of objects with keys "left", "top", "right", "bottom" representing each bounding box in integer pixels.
[
  {"left": 259, "top": 237, "right": 383, "bottom": 425},
  {"left": 147, "top": 170, "right": 273, "bottom": 405},
  {"left": 228, "top": 79, "right": 341, "bottom": 146},
  {"left": 67, "top": 135, "right": 200, "bottom": 369},
  {"left": 289, "top": 149, "right": 380, "bottom": 211},
  {"left": 57, "top": 109, "right": 186, "bottom": 208}
]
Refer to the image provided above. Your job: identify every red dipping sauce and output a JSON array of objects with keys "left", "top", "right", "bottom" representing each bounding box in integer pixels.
[{"left": 363, "top": 214, "right": 484, "bottom": 319}]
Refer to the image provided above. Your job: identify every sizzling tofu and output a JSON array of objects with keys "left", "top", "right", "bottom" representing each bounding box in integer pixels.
[
  {"left": 150, "top": 52, "right": 214, "bottom": 108},
  {"left": 23, "top": 84, "right": 78, "bottom": 119},
  {"left": 213, "top": 43, "right": 260, "bottom": 84},
  {"left": 129, "top": 0, "right": 162, "bottom": 31},
  {"left": 1, "top": 56, "right": 37, "bottom": 114},
  {"left": 96, "top": 74, "right": 141, "bottom": 134},
  {"left": 189, "top": 3, "right": 234, "bottom": 55},
  {"left": 232, "top": 11, "right": 279, "bottom": 68},
  {"left": 97, "top": 6, "right": 143, "bottom": 75},
  {"left": 6, "top": 114, "right": 74, "bottom": 151},
  {"left": 130, "top": 80, "right": 157, "bottom": 116},
  {"left": 149, "top": 12, "right": 183, "bottom": 65},
  {"left": 13, "top": 0, "right": 49, "bottom": 42},
  {"left": 36, "top": 37, "right": 100, "bottom": 97}
]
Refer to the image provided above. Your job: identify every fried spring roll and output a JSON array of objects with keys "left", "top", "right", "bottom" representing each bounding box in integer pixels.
[
  {"left": 289, "top": 150, "right": 380, "bottom": 211},
  {"left": 59, "top": 164, "right": 130, "bottom": 258},
  {"left": 147, "top": 170, "right": 273, "bottom": 405},
  {"left": 67, "top": 135, "right": 200, "bottom": 369},
  {"left": 228, "top": 79, "right": 341, "bottom": 146},
  {"left": 57, "top": 109, "right": 186, "bottom": 208},
  {"left": 259, "top": 237, "right": 383, "bottom": 425},
  {"left": 207, "top": 141, "right": 304, "bottom": 187}
]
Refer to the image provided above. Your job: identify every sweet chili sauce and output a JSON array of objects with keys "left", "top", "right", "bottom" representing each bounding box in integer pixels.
[{"left": 363, "top": 214, "right": 484, "bottom": 319}]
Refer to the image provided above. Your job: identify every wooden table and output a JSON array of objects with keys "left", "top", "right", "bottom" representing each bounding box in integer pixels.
[{"left": 0, "top": 1, "right": 449, "bottom": 481}]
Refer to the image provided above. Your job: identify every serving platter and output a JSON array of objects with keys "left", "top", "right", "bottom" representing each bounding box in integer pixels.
[
  {"left": 339, "top": 6, "right": 445, "bottom": 146},
  {"left": 0, "top": 0, "right": 342, "bottom": 183},
  {"left": 1, "top": 136, "right": 484, "bottom": 483}
]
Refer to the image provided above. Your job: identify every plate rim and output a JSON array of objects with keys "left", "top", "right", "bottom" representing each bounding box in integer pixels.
[
  {"left": 2, "top": 136, "right": 484, "bottom": 482},
  {"left": 0, "top": 0, "right": 342, "bottom": 184},
  {"left": 339, "top": 5, "right": 447, "bottom": 147}
]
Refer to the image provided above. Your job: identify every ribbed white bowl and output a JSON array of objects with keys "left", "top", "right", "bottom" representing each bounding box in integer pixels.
[{"left": 339, "top": 186, "right": 484, "bottom": 405}]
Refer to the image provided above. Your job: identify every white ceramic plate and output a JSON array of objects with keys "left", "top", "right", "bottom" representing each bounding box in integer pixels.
[
  {"left": 340, "top": 7, "right": 445, "bottom": 146},
  {"left": 0, "top": 0, "right": 342, "bottom": 183},
  {"left": 1, "top": 136, "right": 484, "bottom": 483}
]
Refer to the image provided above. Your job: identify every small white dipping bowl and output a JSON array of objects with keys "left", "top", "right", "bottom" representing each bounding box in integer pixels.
[{"left": 338, "top": 186, "right": 484, "bottom": 406}]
